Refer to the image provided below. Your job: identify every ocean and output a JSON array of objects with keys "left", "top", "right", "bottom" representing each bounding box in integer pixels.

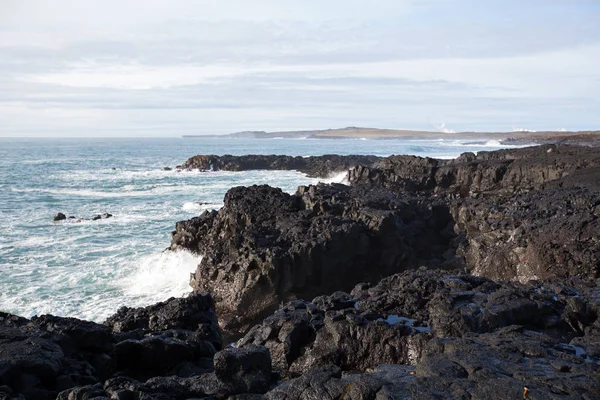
[{"left": 0, "top": 136, "right": 522, "bottom": 322}]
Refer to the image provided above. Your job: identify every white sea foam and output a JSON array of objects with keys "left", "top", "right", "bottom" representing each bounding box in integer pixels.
[
  {"left": 182, "top": 201, "right": 222, "bottom": 212},
  {"left": 483, "top": 140, "right": 502, "bottom": 147},
  {"left": 118, "top": 250, "right": 199, "bottom": 305},
  {"left": 12, "top": 185, "right": 207, "bottom": 198},
  {"left": 317, "top": 171, "right": 349, "bottom": 184}
]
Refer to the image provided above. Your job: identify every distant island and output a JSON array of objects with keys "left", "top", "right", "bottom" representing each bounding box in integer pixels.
[{"left": 182, "top": 126, "right": 600, "bottom": 145}]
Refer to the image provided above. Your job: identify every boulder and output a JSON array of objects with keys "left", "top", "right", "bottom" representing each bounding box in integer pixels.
[{"left": 53, "top": 212, "right": 66, "bottom": 221}]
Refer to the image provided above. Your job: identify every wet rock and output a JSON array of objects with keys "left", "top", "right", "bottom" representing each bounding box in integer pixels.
[
  {"left": 53, "top": 212, "right": 67, "bottom": 221},
  {"left": 179, "top": 154, "right": 381, "bottom": 178}
]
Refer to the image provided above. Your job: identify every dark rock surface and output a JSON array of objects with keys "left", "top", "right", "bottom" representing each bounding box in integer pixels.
[
  {"left": 173, "top": 183, "right": 456, "bottom": 337},
  {"left": 53, "top": 213, "right": 113, "bottom": 222},
  {"left": 346, "top": 145, "right": 600, "bottom": 282},
  {"left": 0, "top": 293, "right": 222, "bottom": 400},
  {"left": 348, "top": 144, "right": 600, "bottom": 195},
  {"left": 168, "top": 145, "right": 600, "bottom": 338},
  {"left": 451, "top": 187, "right": 600, "bottom": 282},
  {"left": 238, "top": 269, "right": 599, "bottom": 374},
  {"left": 178, "top": 154, "right": 381, "bottom": 177},
  {"left": 4, "top": 267, "right": 600, "bottom": 399},
  {"left": 53, "top": 212, "right": 67, "bottom": 221},
  {"left": 11, "top": 269, "right": 598, "bottom": 399}
]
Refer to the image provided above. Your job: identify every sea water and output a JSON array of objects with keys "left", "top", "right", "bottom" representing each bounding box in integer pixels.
[{"left": 0, "top": 136, "right": 523, "bottom": 321}]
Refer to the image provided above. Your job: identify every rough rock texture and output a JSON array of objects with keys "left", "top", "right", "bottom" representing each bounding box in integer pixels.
[
  {"left": 348, "top": 144, "right": 600, "bottom": 195},
  {"left": 173, "top": 183, "right": 456, "bottom": 337},
  {"left": 4, "top": 270, "right": 600, "bottom": 399},
  {"left": 238, "top": 269, "right": 600, "bottom": 375},
  {"left": 168, "top": 146, "right": 600, "bottom": 338},
  {"left": 56, "top": 345, "right": 275, "bottom": 400},
  {"left": 178, "top": 154, "right": 381, "bottom": 177},
  {"left": 346, "top": 145, "right": 600, "bottom": 282},
  {"left": 0, "top": 293, "right": 222, "bottom": 400},
  {"left": 452, "top": 187, "right": 600, "bottom": 282}
]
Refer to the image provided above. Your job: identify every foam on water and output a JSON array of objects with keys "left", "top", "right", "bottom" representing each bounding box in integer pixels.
[
  {"left": 118, "top": 250, "right": 199, "bottom": 306},
  {"left": 317, "top": 171, "right": 349, "bottom": 185}
]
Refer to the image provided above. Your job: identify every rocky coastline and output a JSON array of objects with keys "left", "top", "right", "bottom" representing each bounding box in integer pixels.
[
  {"left": 2, "top": 145, "right": 600, "bottom": 399},
  {"left": 177, "top": 154, "right": 382, "bottom": 177}
]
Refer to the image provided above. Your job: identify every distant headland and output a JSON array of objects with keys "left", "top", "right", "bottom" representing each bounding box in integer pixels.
[{"left": 182, "top": 126, "right": 600, "bottom": 145}]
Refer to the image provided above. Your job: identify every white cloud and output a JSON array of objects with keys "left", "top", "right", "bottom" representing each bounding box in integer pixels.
[{"left": 0, "top": 0, "right": 599, "bottom": 136}]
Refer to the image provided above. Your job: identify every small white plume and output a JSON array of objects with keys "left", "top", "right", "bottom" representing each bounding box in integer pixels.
[{"left": 435, "top": 122, "right": 455, "bottom": 134}]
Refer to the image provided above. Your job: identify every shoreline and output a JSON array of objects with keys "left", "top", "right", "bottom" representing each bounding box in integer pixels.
[{"left": 3, "top": 143, "right": 600, "bottom": 399}]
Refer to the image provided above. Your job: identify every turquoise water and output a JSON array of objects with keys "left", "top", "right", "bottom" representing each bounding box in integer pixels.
[{"left": 0, "top": 137, "right": 521, "bottom": 321}]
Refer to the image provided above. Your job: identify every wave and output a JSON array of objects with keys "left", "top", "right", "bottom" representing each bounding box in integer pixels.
[
  {"left": 317, "top": 171, "right": 349, "bottom": 185},
  {"left": 12, "top": 185, "right": 207, "bottom": 198},
  {"left": 182, "top": 201, "right": 222, "bottom": 212},
  {"left": 117, "top": 250, "right": 199, "bottom": 304}
]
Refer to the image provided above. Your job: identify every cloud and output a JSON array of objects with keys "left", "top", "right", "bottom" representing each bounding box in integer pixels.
[{"left": 0, "top": 0, "right": 599, "bottom": 136}]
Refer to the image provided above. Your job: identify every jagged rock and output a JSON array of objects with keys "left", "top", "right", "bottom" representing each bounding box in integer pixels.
[
  {"left": 0, "top": 293, "right": 223, "bottom": 399},
  {"left": 348, "top": 144, "right": 600, "bottom": 195},
  {"left": 0, "top": 312, "right": 112, "bottom": 400},
  {"left": 59, "top": 346, "right": 275, "bottom": 400},
  {"left": 179, "top": 154, "right": 381, "bottom": 177},
  {"left": 174, "top": 184, "right": 455, "bottom": 337},
  {"left": 451, "top": 187, "right": 600, "bottom": 282},
  {"left": 105, "top": 293, "right": 222, "bottom": 380},
  {"left": 240, "top": 269, "right": 599, "bottom": 377},
  {"left": 169, "top": 209, "right": 218, "bottom": 252}
]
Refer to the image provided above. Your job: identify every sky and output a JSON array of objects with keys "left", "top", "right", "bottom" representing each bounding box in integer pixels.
[{"left": 0, "top": 0, "right": 599, "bottom": 137}]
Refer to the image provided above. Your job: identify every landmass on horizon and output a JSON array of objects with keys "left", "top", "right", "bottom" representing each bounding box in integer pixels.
[{"left": 182, "top": 126, "right": 600, "bottom": 145}]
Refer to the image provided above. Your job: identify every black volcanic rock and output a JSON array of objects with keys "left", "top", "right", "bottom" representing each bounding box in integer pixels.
[
  {"left": 451, "top": 187, "right": 600, "bottom": 282},
  {"left": 0, "top": 293, "right": 223, "bottom": 399},
  {"left": 348, "top": 144, "right": 600, "bottom": 195},
  {"left": 179, "top": 154, "right": 381, "bottom": 177},
  {"left": 172, "top": 183, "right": 456, "bottom": 337},
  {"left": 104, "top": 292, "right": 222, "bottom": 380},
  {"left": 53, "top": 212, "right": 66, "bottom": 221},
  {"left": 238, "top": 269, "right": 600, "bottom": 377}
]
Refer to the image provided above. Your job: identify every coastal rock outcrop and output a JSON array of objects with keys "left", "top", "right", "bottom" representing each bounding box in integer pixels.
[
  {"left": 172, "top": 183, "right": 457, "bottom": 337},
  {"left": 178, "top": 154, "right": 381, "bottom": 177},
  {"left": 346, "top": 145, "right": 600, "bottom": 282},
  {"left": 167, "top": 145, "right": 600, "bottom": 340},
  {"left": 348, "top": 144, "right": 600, "bottom": 195}
]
